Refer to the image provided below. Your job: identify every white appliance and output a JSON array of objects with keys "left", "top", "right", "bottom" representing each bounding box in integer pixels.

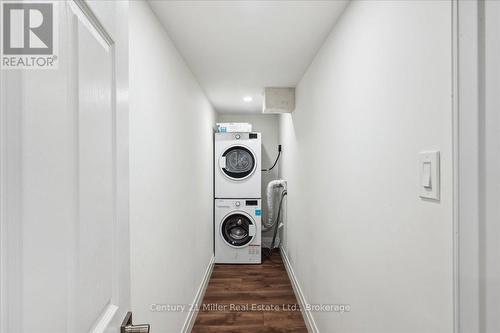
[
  {"left": 215, "top": 199, "right": 261, "bottom": 264},
  {"left": 215, "top": 132, "right": 261, "bottom": 198}
]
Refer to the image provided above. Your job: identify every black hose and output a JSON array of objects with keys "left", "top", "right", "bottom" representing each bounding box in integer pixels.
[
  {"left": 271, "top": 190, "right": 287, "bottom": 249},
  {"left": 263, "top": 190, "right": 287, "bottom": 259},
  {"left": 261, "top": 145, "right": 282, "bottom": 172}
]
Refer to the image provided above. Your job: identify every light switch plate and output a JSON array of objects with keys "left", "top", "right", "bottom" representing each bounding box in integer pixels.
[{"left": 419, "top": 151, "right": 440, "bottom": 200}]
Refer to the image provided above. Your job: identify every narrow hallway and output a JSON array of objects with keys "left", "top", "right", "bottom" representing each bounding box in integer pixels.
[
  {"left": 192, "top": 252, "right": 307, "bottom": 333},
  {"left": 2, "top": 1, "right": 497, "bottom": 333}
]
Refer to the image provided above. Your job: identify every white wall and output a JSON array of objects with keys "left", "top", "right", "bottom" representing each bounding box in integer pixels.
[
  {"left": 279, "top": 1, "right": 454, "bottom": 332},
  {"left": 217, "top": 114, "right": 280, "bottom": 243},
  {"left": 129, "top": 2, "right": 215, "bottom": 332}
]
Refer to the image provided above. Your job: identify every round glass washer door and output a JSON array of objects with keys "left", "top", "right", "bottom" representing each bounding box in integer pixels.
[
  {"left": 220, "top": 145, "right": 256, "bottom": 180},
  {"left": 220, "top": 213, "right": 255, "bottom": 248}
]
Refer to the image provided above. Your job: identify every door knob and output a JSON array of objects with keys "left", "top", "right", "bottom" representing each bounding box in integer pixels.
[
  {"left": 121, "top": 312, "right": 150, "bottom": 333},
  {"left": 124, "top": 324, "right": 150, "bottom": 333}
]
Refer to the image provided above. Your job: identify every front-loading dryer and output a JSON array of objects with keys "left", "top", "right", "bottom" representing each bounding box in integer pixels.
[
  {"left": 215, "top": 199, "right": 261, "bottom": 264},
  {"left": 215, "top": 132, "right": 261, "bottom": 199}
]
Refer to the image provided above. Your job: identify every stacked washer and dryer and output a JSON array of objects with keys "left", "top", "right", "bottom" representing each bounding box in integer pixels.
[{"left": 214, "top": 132, "right": 262, "bottom": 264}]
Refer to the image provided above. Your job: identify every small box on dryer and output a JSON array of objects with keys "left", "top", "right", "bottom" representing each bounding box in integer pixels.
[{"left": 216, "top": 122, "right": 252, "bottom": 133}]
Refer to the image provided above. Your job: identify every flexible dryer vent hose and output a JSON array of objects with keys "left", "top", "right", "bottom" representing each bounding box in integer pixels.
[{"left": 262, "top": 179, "right": 287, "bottom": 232}]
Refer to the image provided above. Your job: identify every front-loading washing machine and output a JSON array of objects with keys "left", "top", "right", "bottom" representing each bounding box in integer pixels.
[
  {"left": 215, "top": 198, "right": 261, "bottom": 264},
  {"left": 215, "top": 132, "right": 261, "bottom": 199}
]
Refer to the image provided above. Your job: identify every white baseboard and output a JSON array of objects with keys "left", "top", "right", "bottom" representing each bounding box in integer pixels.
[
  {"left": 181, "top": 255, "right": 215, "bottom": 333},
  {"left": 280, "top": 247, "right": 319, "bottom": 333}
]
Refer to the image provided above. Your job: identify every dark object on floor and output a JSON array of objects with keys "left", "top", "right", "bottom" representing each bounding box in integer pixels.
[{"left": 192, "top": 252, "right": 307, "bottom": 333}]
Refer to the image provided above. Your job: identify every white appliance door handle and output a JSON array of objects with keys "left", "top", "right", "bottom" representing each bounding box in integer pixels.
[
  {"left": 249, "top": 224, "right": 256, "bottom": 236},
  {"left": 220, "top": 156, "right": 226, "bottom": 168}
]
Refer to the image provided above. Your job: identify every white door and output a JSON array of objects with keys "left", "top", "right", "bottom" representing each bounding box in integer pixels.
[
  {"left": 0, "top": 1, "right": 130, "bottom": 333},
  {"left": 457, "top": 1, "right": 500, "bottom": 332}
]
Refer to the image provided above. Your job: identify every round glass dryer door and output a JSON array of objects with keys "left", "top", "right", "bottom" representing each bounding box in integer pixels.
[
  {"left": 220, "top": 146, "right": 256, "bottom": 180},
  {"left": 221, "top": 213, "right": 254, "bottom": 247}
]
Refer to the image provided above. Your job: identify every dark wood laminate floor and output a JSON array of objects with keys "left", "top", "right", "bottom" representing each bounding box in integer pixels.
[{"left": 192, "top": 252, "right": 308, "bottom": 333}]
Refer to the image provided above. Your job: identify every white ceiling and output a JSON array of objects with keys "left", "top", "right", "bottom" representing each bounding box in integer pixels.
[{"left": 149, "top": 0, "right": 349, "bottom": 114}]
